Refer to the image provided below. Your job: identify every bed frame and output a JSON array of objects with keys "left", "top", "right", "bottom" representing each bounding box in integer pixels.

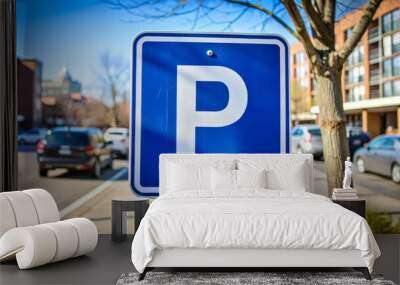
[
  {"left": 139, "top": 248, "right": 371, "bottom": 280},
  {"left": 138, "top": 154, "right": 372, "bottom": 281}
]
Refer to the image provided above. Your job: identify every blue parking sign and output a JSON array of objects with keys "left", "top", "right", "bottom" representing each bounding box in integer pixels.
[{"left": 130, "top": 32, "right": 290, "bottom": 196}]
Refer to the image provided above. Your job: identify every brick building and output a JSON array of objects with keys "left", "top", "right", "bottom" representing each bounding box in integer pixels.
[
  {"left": 17, "top": 59, "right": 43, "bottom": 129},
  {"left": 291, "top": 0, "right": 400, "bottom": 137}
]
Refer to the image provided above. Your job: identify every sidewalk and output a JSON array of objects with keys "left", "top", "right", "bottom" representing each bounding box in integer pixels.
[
  {"left": 64, "top": 179, "right": 133, "bottom": 234},
  {"left": 314, "top": 161, "right": 400, "bottom": 223}
]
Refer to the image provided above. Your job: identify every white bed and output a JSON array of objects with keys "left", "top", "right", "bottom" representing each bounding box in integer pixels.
[{"left": 131, "top": 154, "right": 380, "bottom": 280}]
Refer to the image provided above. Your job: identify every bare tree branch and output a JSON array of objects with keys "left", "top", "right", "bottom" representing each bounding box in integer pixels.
[
  {"left": 338, "top": 0, "right": 382, "bottom": 63},
  {"left": 280, "top": 0, "right": 322, "bottom": 68},
  {"left": 302, "top": 0, "right": 335, "bottom": 48},
  {"left": 314, "top": 0, "right": 324, "bottom": 15},
  {"left": 323, "top": 0, "right": 335, "bottom": 26},
  {"left": 222, "top": 7, "right": 250, "bottom": 31},
  {"left": 97, "top": 51, "right": 129, "bottom": 126},
  {"left": 225, "top": 0, "right": 298, "bottom": 39}
]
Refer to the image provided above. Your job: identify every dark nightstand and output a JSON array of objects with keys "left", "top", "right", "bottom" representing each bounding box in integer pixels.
[
  {"left": 332, "top": 199, "right": 366, "bottom": 218},
  {"left": 112, "top": 196, "right": 149, "bottom": 242}
]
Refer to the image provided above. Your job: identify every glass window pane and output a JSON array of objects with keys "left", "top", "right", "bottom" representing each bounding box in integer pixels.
[
  {"left": 349, "top": 88, "right": 354, "bottom": 101},
  {"left": 370, "top": 138, "right": 385, "bottom": 148},
  {"left": 308, "top": 128, "right": 321, "bottom": 136},
  {"left": 383, "top": 13, "right": 392, "bottom": 33},
  {"left": 46, "top": 132, "right": 89, "bottom": 146},
  {"left": 393, "top": 32, "right": 400, "bottom": 53},
  {"left": 359, "top": 46, "right": 364, "bottom": 63},
  {"left": 359, "top": 85, "right": 365, "bottom": 100},
  {"left": 383, "top": 81, "right": 392, "bottom": 97},
  {"left": 383, "top": 59, "right": 392, "bottom": 77},
  {"left": 359, "top": 66, "right": 364, "bottom": 82},
  {"left": 393, "top": 9, "right": 400, "bottom": 31},
  {"left": 382, "top": 138, "right": 394, "bottom": 149},
  {"left": 393, "top": 56, "right": 400, "bottom": 76},
  {"left": 354, "top": 67, "right": 359, "bottom": 82},
  {"left": 383, "top": 35, "right": 392, "bottom": 57},
  {"left": 394, "top": 80, "right": 400, "bottom": 96}
]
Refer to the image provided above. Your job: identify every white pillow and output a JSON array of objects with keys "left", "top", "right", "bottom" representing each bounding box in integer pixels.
[
  {"left": 166, "top": 160, "right": 235, "bottom": 191},
  {"left": 267, "top": 162, "right": 306, "bottom": 191},
  {"left": 211, "top": 168, "right": 236, "bottom": 189},
  {"left": 238, "top": 159, "right": 307, "bottom": 191},
  {"left": 211, "top": 169, "right": 267, "bottom": 190},
  {"left": 237, "top": 169, "right": 267, "bottom": 188}
]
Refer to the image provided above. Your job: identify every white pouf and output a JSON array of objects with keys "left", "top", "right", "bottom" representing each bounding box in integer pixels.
[{"left": 0, "top": 189, "right": 98, "bottom": 269}]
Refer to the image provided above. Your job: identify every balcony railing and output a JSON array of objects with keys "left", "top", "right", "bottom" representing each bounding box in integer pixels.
[
  {"left": 370, "top": 90, "right": 380, "bottom": 98},
  {"left": 369, "top": 74, "right": 380, "bottom": 85},
  {"left": 368, "top": 27, "right": 379, "bottom": 42},
  {"left": 369, "top": 49, "right": 380, "bottom": 62}
]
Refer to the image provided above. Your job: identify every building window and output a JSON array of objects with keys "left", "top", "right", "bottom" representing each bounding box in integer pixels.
[
  {"left": 348, "top": 45, "right": 364, "bottom": 65},
  {"left": 394, "top": 80, "right": 400, "bottom": 96},
  {"left": 382, "top": 9, "right": 400, "bottom": 34},
  {"left": 383, "top": 58, "right": 392, "bottom": 77},
  {"left": 383, "top": 81, "right": 392, "bottom": 97},
  {"left": 394, "top": 55, "right": 400, "bottom": 76},
  {"left": 394, "top": 9, "right": 400, "bottom": 31},
  {"left": 383, "top": 35, "right": 392, "bottom": 57},
  {"left": 296, "top": 65, "right": 309, "bottom": 88},
  {"left": 394, "top": 32, "right": 400, "bottom": 53},
  {"left": 383, "top": 13, "right": 392, "bottom": 33},
  {"left": 348, "top": 85, "right": 365, "bottom": 102},
  {"left": 383, "top": 80, "right": 400, "bottom": 97},
  {"left": 383, "top": 32, "right": 400, "bottom": 57},
  {"left": 348, "top": 65, "right": 364, "bottom": 84},
  {"left": 295, "top": 52, "right": 306, "bottom": 65},
  {"left": 345, "top": 28, "right": 353, "bottom": 40}
]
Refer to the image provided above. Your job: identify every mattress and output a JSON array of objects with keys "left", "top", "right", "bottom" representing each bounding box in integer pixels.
[{"left": 131, "top": 190, "right": 380, "bottom": 273}]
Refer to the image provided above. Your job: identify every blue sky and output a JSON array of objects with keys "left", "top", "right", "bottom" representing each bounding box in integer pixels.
[{"left": 17, "top": 0, "right": 296, "bottom": 99}]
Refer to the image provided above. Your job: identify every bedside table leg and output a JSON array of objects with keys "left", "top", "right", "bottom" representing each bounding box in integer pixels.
[{"left": 112, "top": 201, "right": 123, "bottom": 242}]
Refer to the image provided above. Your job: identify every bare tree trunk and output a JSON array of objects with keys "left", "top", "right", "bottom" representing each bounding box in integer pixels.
[
  {"left": 111, "top": 83, "right": 119, "bottom": 127},
  {"left": 315, "top": 69, "right": 349, "bottom": 196},
  {"left": 112, "top": 103, "right": 119, "bottom": 127}
]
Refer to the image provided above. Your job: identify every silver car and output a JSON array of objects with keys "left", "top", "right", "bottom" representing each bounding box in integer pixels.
[
  {"left": 354, "top": 134, "right": 400, "bottom": 183},
  {"left": 291, "top": 125, "right": 323, "bottom": 158}
]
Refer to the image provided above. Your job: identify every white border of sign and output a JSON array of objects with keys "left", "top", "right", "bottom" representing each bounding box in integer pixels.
[{"left": 130, "top": 33, "right": 290, "bottom": 196}]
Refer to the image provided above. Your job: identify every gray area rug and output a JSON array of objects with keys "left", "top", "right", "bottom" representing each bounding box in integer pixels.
[{"left": 116, "top": 272, "right": 396, "bottom": 285}]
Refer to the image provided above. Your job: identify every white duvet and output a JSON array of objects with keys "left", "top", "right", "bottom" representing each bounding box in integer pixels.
[{"left": 131, "top": 190, "right": 380, "bottom": 273}]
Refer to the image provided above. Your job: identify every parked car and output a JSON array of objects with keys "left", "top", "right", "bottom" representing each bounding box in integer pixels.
[
  {"left": 291, "top": 125, "right": 323, "bottom": 158},
  {"left": 18, "top": 128, "right": 47, "bottom": 145},
  {"left": 354, "top": 134, "right": 400, "bottom": 183},
  {"left": 104, "top": 128, "right": 129, "bottom": 158},
  {"left": 347, "top": 127, "right": 371, "bottom": 158},
  {"left": 37, "top": 127, "right": 113, "bottom": 178}
]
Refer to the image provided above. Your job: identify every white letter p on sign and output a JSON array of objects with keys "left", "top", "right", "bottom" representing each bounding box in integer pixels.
[{"left": 176, "top": 65, "right": 248, "bottom": 153}]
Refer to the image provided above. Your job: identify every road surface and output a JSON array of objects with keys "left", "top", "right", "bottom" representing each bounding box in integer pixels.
[
  {"left": 18, "top": 150, "right": 399, "bottom": 216},
  {"left": 18, "top": 151, "right": 129, "bottom": 210},
  {"left": 314, "top": 161, "right": 400, "bottom": 214}
]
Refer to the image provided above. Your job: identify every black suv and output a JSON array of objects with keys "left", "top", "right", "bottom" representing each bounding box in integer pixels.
[{"left": 37, "top": 127, "right": 113, "bottom": 177}]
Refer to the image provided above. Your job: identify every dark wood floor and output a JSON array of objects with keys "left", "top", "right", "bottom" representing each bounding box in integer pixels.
[
  {"left": 1, "top": 234, "right": 398, "bottom": 285},
  {"left": 0, "top": 235, "right": 134, "bottom": 285}
]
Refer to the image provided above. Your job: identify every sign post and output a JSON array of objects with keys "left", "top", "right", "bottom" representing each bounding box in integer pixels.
[{"left": 130, "top": 32, "right": 290, "bottom": 196}]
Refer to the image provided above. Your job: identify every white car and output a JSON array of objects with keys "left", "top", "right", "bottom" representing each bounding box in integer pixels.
[
  {"left": 291, "top": 125, "right": 323, "bottom": 159},
  {"left": 104, "top": 128, "right": 129, "bottom": 158}
]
